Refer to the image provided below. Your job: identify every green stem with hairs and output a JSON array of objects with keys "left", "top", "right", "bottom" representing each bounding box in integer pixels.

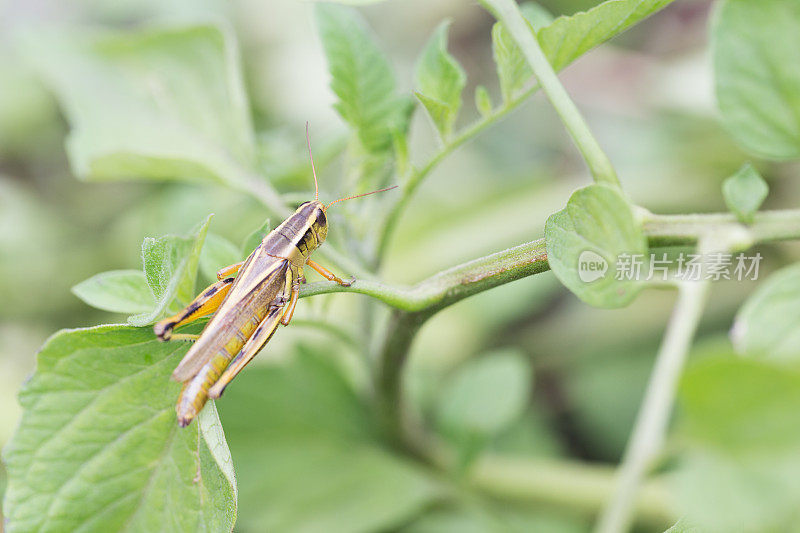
[
  {"left": 304, "top": 208, "right": 800, "bottom": 311},
  {"left": 301, "top": 239, "right": 549, "bottom": 311},
  {"left": 642, "top": 208, "right": 800, "bottom": 246}
]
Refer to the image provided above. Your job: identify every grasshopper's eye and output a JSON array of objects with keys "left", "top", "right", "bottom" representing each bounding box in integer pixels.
[{"left": 315, "top": 209, "right": 327, "bottom": 228}]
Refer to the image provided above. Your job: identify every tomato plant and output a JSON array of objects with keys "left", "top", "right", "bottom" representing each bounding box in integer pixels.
[{"left": 2, "top": 1, "right": 800, "bottom": 532}]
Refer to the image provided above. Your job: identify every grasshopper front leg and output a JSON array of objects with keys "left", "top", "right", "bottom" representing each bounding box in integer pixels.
[
  {"left": 281, "top": 273, "right": 301, "bottom": 326},
  {"left": 306, "top": 258, "right": 351, "bottom": 287}
]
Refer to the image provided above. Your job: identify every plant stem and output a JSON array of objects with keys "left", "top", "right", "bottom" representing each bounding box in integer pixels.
[
  {"left": 301, "top": 239, "right": 549, "bottom": 311},
  {"left": 374, "top": 310, "right": 429, "bottom": 444},
  {"left": 305, "top": 208, "right": 800, "bottom": 310},
  {"left": 468, "top": 455, "right": 675, "bottom": 530},
  {"left": 479, "top": 0, "right": 619, "bottom": 188},
  {"left": 643, "top": 209, "right": 800, "bottom": 246},
  {"left": 594, "top": 279, "right": 710, "bottom": 533}
]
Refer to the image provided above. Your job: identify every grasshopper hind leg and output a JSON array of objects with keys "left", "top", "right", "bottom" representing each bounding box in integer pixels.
[
  {"left": 155, "top": 259, "right": 244, "bottom": 342},
  {"left": 154, "top": 277, "right": 235, "bottom": 341},
  {"left": 166, "top": 333, "right": 202, "bottom": 342}
]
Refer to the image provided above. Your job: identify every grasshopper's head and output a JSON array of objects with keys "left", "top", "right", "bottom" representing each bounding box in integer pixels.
[
  {"left": 296, "top": 200, "right": 328, "bottom": 246},
  {"left": 301, "top": 124, "right": 393, "bottom": 250}
]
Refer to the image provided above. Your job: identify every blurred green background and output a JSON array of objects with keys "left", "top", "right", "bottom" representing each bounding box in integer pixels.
[{"left": 2, "top": 0, "right": 800, "bottom": 531}]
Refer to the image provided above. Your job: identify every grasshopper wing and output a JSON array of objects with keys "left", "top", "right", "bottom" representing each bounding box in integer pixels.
[{"left": 171, "top": 253, "right": 287, "bottom": 382}]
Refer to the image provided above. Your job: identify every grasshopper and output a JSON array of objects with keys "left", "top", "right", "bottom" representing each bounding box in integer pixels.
[{"left": 154, "top": 126, "right": 395, "bottom": 427}]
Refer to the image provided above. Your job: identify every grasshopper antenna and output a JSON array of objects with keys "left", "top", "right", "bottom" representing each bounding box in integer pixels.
[
  {"left": 306, "top": 122, "right": 319, "bottom": 201},
  {"left": 324, "top": 186, "right": 398, "bottom": 212}
]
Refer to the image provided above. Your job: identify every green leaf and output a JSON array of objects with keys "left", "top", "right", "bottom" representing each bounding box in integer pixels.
[
  {"left": 414, "top": 21, "right": 466, "bottom": 139},
  {"left": 491, "top": 408, "right": 565, "bottom": 458},
  {"left": 22, "top": 23, "right": 255, "bottom": 185},
  {"left": 413, "top": 93, "right": 453, "bottom": 139},
  {"left": 545, "top": 184, "right": 647, "bottom": 308},
  {"left": 474, "top": 85, "right": 493, "bottom": 118},
  {"left": 240, "top": 217, "right": 271, "bottom": 256},
  {"left": 492, "top": 3, "right": 553, "bottom": 102},
  {"left": 680, "top": 357, "right": 800, "bottom": 456},
  {"left": 538, "top": 0, "right": 674, "bottom": 72},
  {"left": 519, "top": 2, "right": 556, "bottom": 30},
  {"left": 0, "top": 58, "right": 56, "bottom": 153},
  {"left": 722, "top": 163, "right": 768, "bottom": 223},
  {"left": 673, "top": 356, "right": 800, "bottom": 531},
  {"left": 436, "top": 350, "right": 531, "bottom": 442},
  {"left": 713, "top": 0, "right": 800, "bottom": 159},
  {"left": 732, "top": 263, "right": 800, "bottom": 361},
  {"left": 217, "top": 349, "right": 441, "bottom": 532},
  {"left": 393, "top": 128, "right": 411, "bottom": 177},
  {"left": 72, "top": 269, "right": 155, "bottom": 314},
  {"left": 2, "top": 325, "right": 236, "bottom": 532},
  {"left": 200, "top": 232, "right": 241, "bottom": 281},
  {"left": 129, "top": 214, "right": 212, "bottom": 326},
  {"left": 492, "top": 21, "right": 531, "bottom": 103},
  {"left": 315, "top": 3, "right": 414, "bottom": 153},
  {"left": 664, "top": 519, "right": 700, "bottom": 533},
  {"left": 488, "top": 0, "right": 673, "bottom": 102},
  {"left": 235, "top": 440, "right": 438, "bottom": 533}
]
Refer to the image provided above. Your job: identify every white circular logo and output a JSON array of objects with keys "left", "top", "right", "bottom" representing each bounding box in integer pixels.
[{"left": 578, "top": 250, "right": 608, "bottom": 283}]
